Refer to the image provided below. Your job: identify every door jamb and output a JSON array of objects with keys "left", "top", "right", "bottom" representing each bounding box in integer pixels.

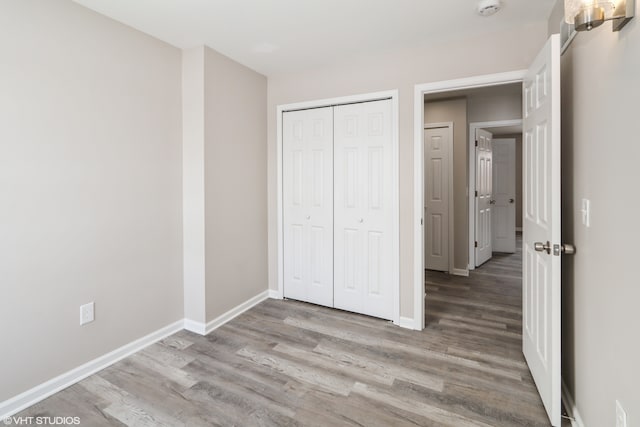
[
  {"left": 276, "top": 90, "right": 400, "bottom": 327},
  {"left": 468, "top": 120, "right": 522, "bottom": 270},
  {"left": 424, "top": 122, "right": 454, "bottom": 275},
  {"left": 413, "top": 71, "right": 526, "bottom": 331}
]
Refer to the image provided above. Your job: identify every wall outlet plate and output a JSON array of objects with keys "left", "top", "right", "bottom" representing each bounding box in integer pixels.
[
  {"left": 616, "top": 400, "right": 628, "bottom": 427},
  {"left": 80, "top": 302, "right": 95, "bottom": 325}
]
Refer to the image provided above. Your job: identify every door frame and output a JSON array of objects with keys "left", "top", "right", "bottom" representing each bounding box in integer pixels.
[
  {"left": 413, "top": 71, "right": 526, "bottom": 331},
  {"left": 424, "top": 122, "right": 454, "bottom": 275},
  {"left": 468, "top": 119, "right": 522, "bottom": 270},
  {"left": 276, "top": 90, "right": 401, "bottom": 326}
]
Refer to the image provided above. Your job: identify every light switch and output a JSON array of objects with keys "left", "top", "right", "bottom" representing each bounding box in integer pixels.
[{"left": 581, "top": 199, "right": 591, "bottom": 227}]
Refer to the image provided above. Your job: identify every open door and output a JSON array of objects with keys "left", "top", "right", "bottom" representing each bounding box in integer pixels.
[
  {"left": 522, "top": 34, "right": 562, "bottom": 427},
  {"left": 475, "top": 128, "right": 493, "bottom": 266}
]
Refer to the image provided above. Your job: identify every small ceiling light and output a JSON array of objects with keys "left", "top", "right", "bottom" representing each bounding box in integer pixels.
[
  {"left": 564, "top": 0, "right": 635, "bottom": 31},
  {"left": 477, "top": 0, "right": 502, "bottom": 17}
]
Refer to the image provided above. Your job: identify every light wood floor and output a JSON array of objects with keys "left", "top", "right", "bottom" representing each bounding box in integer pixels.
[{"left": 19, "top": 239, "right": 560, "bottom": 426}]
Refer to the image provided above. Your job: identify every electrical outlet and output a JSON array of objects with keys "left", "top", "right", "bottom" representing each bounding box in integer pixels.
[
  {"left": 581, "top": 198, "right": 591, "bottom": 227},
  {"left": 616, "top": 400, "right": 628, "bottom": 427},
  {"left": 80, "top": 302, "right": 94, "bottom": 325}
]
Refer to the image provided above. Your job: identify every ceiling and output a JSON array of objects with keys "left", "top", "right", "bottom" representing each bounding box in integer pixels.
[{"left": 72, "top": 0, "right": 556, "bottom": 76}]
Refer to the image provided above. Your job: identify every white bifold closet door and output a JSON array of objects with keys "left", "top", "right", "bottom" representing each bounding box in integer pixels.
[
  {"left": 282, "top": 107, "right": 334, "bottom": 307},
  {"left": 334, "top": 99, "right": 394, "bottom": 320}
]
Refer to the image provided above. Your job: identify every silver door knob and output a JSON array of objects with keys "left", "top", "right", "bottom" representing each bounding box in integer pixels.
[
  {"left": 555, "top": 243, "right": 576, "bottom": 255},
  {"left": 509, "top": 198, "right": 515, "bottom": 204},
  {"left": 534, "top": 241, "right": 551, "bottom": 254},
  {"left": 359, "top": 218, "right": 364, "bottom": 223},
  {"left": 306, "top": 215, "right": 311, "bottom": 220}
]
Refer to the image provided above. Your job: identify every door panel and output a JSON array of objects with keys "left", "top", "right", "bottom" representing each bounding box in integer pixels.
[
  {"left": 522, "top": 34, "right": 561, "bottom": 427},
  {"left": 424, "top": 127, "right": 451, "bottom": 272},
  {"left": 475, "top": 128, "right": 493, "bottom": 266},
  {"left": 334, "top": 99, "right": 394, "bottom": 320},
  {"left": 283, "top": 107, "right": 333, "bottom": 307},
  {"left": 493, "top": 138, "right": 517, "bottom": 253}
]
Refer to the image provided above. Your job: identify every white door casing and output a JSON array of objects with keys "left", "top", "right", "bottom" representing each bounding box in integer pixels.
[
  {"left": 522, "top": 34, "right": 561, "bottom": 427},
  {"left": 475, "top": 128, "right": 493, "bottom": 266},
  {"left": 282, "top": 107, "right": 334, "bottom": 307},
  {"left": 492, "top": 138, "right": 517, "bottom": 253},
  {"left": 424, "top": 125, "right": 452, "bottom": 272},
  {"left": 334, "top": 99, "right": 395, "bottom": 320}
]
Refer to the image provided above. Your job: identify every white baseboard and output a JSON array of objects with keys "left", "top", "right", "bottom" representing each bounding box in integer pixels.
[
  {"left": 398, "top": 316, "right": 421, "bottom": 330},
  {"left": 452, "top": 268, "right": 469, "bottom": 277},
  {"left": 0, "top": 319, "right": 184, "bottom": 420},
  {"left": 561, "top": 380, "right": 585, "bottom": 427},
  {"left": 268, "top": 289, "right": 281, "bottom": 299},
  {"left": 1, "top": 290, "right": 273, "bottom": 419},
  {"left": 183, "top": 318, "right": 206, "bottom": 335},
  {"left": 185, "top": 290, "right": 269, "bottom": 336}
]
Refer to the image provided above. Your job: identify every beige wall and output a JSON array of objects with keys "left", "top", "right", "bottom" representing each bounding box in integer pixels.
[
  {"left": 182, "top": 47, "right": 207, "bottom": 324},
  {"left": 549, "top": 0, "right": 640, "bottom": 425},
  {"left": 467, "top": 90, "right": 522, "bottom": 123},
  {"left": 182, "top": 46, "right": 268, "bottom": 326},
  {"left": 267, "top": 23, "right": 548, "bottom": 320},
  {"left": 204, "top": 47, "right": 268, "bottom": 320},
  {"left": 0, "top": 0, "right": 183, "bottom": 401},
  {"left": 424, "top": 98, "right": 468, "bottom": 270}
]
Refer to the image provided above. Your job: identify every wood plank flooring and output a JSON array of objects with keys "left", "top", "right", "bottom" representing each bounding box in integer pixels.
[{"left": 18, "top": 238, "right": 559, "bottom": 426}]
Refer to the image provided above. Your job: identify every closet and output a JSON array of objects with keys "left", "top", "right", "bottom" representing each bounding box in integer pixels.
[{"left": 282, "top": 99, "right": 395, "bottom": 320}]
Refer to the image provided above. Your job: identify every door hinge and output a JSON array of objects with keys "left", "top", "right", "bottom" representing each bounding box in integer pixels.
[
  {"left": 475, "top": 190, "right": 478, "bottom": 197},
  {"left": 421, "top": 218, "right": 423, "bottom": 225},
  {"left": 474, "top": 241, "right": 478, "bottom": 248},
  {"left": 475, "top": 140, "right": 478, "bottom": 147}
]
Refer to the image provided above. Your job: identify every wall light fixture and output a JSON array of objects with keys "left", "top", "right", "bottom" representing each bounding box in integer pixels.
[{"left": 564, "top": 0, "right": 635, "bottom": 31}]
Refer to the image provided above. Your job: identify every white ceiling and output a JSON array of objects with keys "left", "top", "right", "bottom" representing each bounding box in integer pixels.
[{"left": 73, "top": 0, "right": 557, "bottom": 76}]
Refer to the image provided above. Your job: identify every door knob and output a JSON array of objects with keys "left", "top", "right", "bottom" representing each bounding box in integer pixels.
[
  {"left": 359, "top": 218, "right": 364, "bottom": 223},
  {"left": 489, "top": 200, "right": 496, "bottom": 205},
  {"left": 509, "top": 198, "right": 515, "bottom": 204},
  {"left": 306, "top": 215, "right": 311, "bottom": 220},
  {"left": 534, "top": 241, "right": 551, "bottom": 254},
  {"left": 553, "top": 243, "right": 576, "bottom": 256}
]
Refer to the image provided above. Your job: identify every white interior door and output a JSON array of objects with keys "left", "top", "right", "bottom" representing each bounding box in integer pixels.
[
  {"left": 522, "top": 34, "right": 561, "bottom": 427},
  {"left": 283, "top": 107, "right": 334, "bottom": 307},
  {"left": 424, "top": 126, "right": 451, "bottom": 272},
  {"left": 475, "top": 128, "right": 493, "bottom": 266},
  {"left": 334, "top": 99, "right": 394, "bottom": 320},
  {"left": 492, "top": 138, "right": 516, "bottom": 253}
]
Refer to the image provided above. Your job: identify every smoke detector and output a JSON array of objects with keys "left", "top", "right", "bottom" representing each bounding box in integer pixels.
[{"left": 477, "top": 0, "right": 502, "bottom": 16}]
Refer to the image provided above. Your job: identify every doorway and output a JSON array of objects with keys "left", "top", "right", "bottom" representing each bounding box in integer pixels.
[
  {"left": 468, "top": 120, "right": 523, "bottom": 270},
  {"left": 415, "top": 35, "right": 563, "bottom": 427},
  {"left": 414, "top": 72, "right": 526, "bottom": 328}
]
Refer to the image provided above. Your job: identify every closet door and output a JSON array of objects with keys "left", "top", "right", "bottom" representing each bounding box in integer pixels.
[
  {"left": 283, "top": 108, "right": 334, "bottom": 307},
  {"left": 334, "top": 99, "right": 394, "bottom": 320}
]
